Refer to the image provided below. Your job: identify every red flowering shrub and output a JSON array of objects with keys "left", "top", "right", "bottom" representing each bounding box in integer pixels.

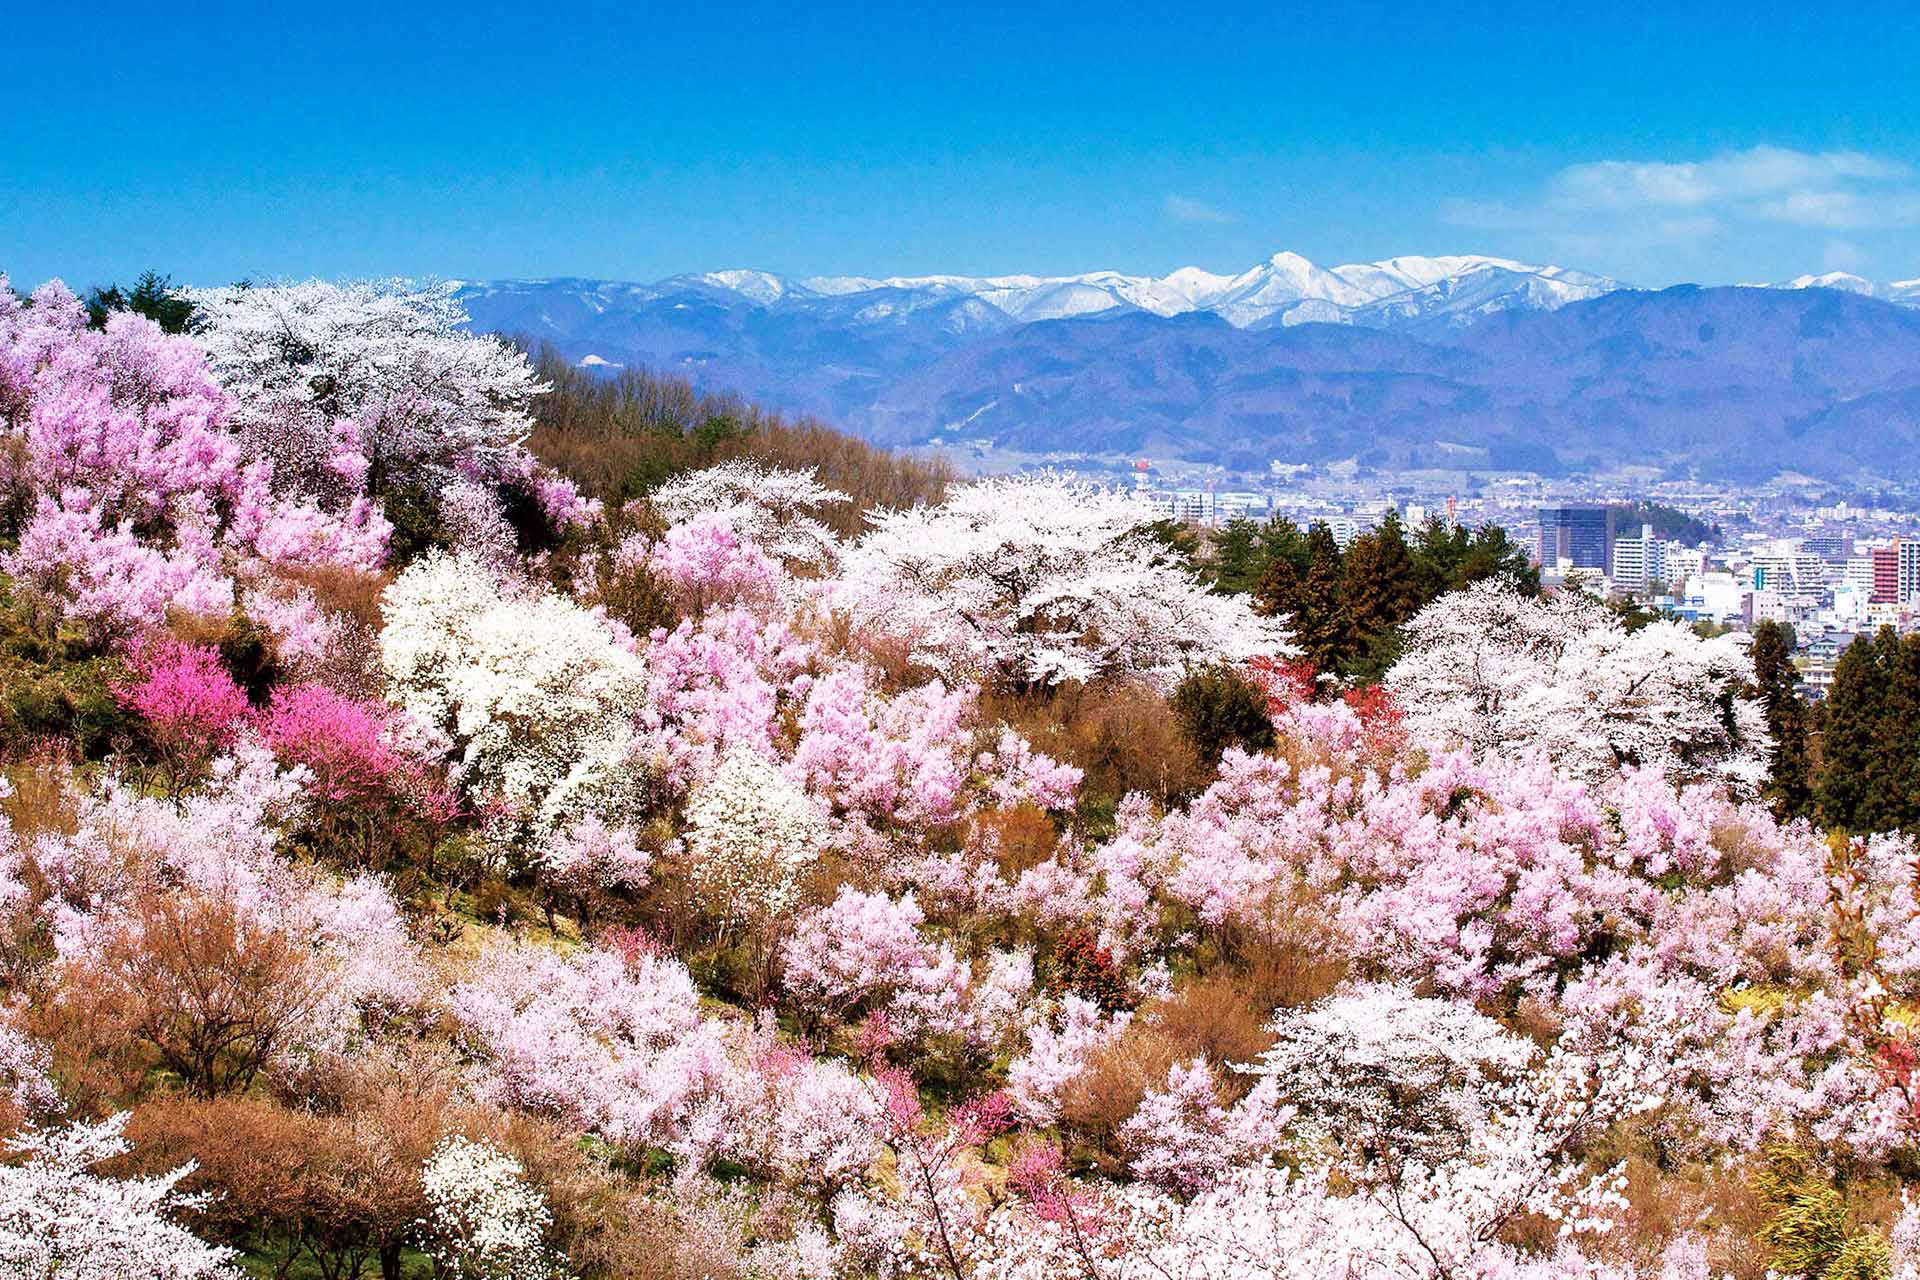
[
  {"left": 1342, "top": 683, "right": 1406, "bottom": 749},
  {"left": 1051, "top": 929, "right": 1132, "bottom": 1013},
  {"left": 1245, "top": 655, "right": 1317, "bottom": 716}
]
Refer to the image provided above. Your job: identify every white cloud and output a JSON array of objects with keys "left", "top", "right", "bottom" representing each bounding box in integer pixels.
[
  {"left": 1446, "top": 145, "right": 1920, "bottom": 247},
  {"left": 1164, "top": 194, "right": 1235, "bottom": 225},
  {"left": 1443, "top": 148, "right": 1912, "bottom": 282},
  {"left": 1823, "top": 238, "right": 1867, "bottom": 272},
  {"left": 1545, "top": 147, "right": 1908, "bottom": 216}
]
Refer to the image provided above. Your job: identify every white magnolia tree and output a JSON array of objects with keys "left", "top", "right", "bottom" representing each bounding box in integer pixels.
[
  {"left": 0, "top": 1114, "right": 240, "bottom": 1279},
  {"left": 419, "top": 1136, "right": 558, "bottom": 1280},
  {"left": 653, "top": 460, "right": 850, "bottom": 573},
  {"left": 838, "top": 474, "right": 1293, "bottom": 688},
  {"left": 185, "top": 278, "right": 547, "bottom": 494},
  {"left": 683, "top": 748, "right": 830, "bottom": 933},
  {"left": 380, "top": 553, "right": 648, "bottom": 853},
  {"left": 1386, "top": 579, "right": 1769, "bottom": 792}
]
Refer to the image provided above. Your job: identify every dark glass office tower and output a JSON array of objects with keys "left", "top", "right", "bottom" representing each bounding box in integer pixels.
[{"left": 1537, "top": 506, "right": 1612, "bottom": 571}]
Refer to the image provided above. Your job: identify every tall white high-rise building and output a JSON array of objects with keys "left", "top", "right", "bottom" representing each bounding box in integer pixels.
[{"left": 1611, "top": 523, "right": 1666, "bottom": 592}]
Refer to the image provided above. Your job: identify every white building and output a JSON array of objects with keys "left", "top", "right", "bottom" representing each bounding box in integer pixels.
[
  {"left": 1663, "top": 545, "right": 1708, "bottom": 592},
  {"left": 1611, "top": 524, "right": 1667, "bottom": 593},
  {"left": 1842, "top": 557, "right": 1876, "bottom": 594},
  {"left": 1685, "top": 571, "right": 1747, "bottom": 622}
]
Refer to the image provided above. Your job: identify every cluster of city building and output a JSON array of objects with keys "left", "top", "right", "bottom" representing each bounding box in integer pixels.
[
  {"left": 1531, "top": 505, "right": 1919, "bottom": 697},
  {"left": 1115, "top": 460, "right": 1920, "bottom": 699}
]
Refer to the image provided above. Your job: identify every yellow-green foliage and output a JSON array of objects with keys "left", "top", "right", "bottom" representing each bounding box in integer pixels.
[
  {"left": 1827, "top": 1234, "right": 1893, "bottom": 1280},
  {"left": 1720, "top": 983, "right": 1791, "bottom": 1020},
  {"left": 1754, "top": 1144, "right": 1890, "bottom": 1280}
]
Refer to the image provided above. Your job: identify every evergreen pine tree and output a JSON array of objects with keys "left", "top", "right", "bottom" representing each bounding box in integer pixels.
[
  {"left": 1817, "top": 631, "right": 1889, "bottom": 831},
  {"left": 1749, "top": 620, "right": 1812, "bottom": 820},
  {"left": 1252, "top": 519, "right": 1311, "bottom": 619},
  {"left": 1874, "top": 634, "right": 1920, "bottom": 831},
  {"left": 1257, "top": 516, "right": 1311, "bottom": 572},
  {"left": 1254, "top": 554, "right": 1303, "bottom": 623},
  {"left": 1339, "top": 512, "right": 1423, "bottom": 680},
  {"left": 85, "top": 270, "right": 196, "bottom": 333},
  {"left": 1293, "top": 522, "right": 1348, "bottom": 676},
  {"left": 1411, "top": 515, "right": 1468, "bottom": 600},
  {"left": 1462, "top": 524, "right": 1541, "bottom": 595},
  {"left": 1206, "top": 518, "right": 1265, "bottom": 595}
]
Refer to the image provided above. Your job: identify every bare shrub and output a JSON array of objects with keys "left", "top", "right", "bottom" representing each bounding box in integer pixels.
[{"left": 82, "top": 890, "right": 331, "bottom": 1098}]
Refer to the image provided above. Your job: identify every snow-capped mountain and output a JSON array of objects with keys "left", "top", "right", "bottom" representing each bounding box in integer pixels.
[
  {"left": 457, "top": 266, "right": 1920, "bottom": 481},
  {"left": 1767, "top": 272, "right": 1920, "bottom": 304},
  {"left": 661, "top": 250, "right": 1626, "bottom": 332},
  {"left": 459, "top": 251, "right": 1627, "bottom": 346}
]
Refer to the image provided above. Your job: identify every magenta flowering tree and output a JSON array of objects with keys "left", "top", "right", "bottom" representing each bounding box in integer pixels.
[
  {"left": 252, "top": 681, "right": 451, "bottom": 866},
  {"left": 115, "top": 639, "right": 252, "bottom": 793},
  {"left": 256, "top": 683, "right": 409, "bottom": 805}
]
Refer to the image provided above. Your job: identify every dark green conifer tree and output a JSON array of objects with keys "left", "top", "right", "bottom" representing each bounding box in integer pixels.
[
  {"left": 1748, "top": 620, "right": 1812, "bottom": 821},
  {"left": 84, "top": 270, "right": 196, "bottom": 334},
  {"left": 1873, "top": 634, "right": 1920, "bottom": 832},
  {"left": 1205, "top": 518, "right": 1265, "bottom": 595},
  {"left": 1817, "top": 631, "right": 1890, "bottom": 831},
  {"left": 1339, "top": 512, "right": 1423, "bottom": 681},
  {"left": 1291, "top": 522, "right": 1348, "bottom": 676}
]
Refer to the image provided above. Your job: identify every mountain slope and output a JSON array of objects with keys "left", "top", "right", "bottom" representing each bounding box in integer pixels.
[
  {"left": 461, "top": 267, "right": 1920, "bottom": 480},
  {"left": 856, "top": 287, "right": 1920, "bottom": 476}
]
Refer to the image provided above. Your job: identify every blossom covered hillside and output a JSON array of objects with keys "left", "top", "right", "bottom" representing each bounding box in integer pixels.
[{"left": 1, "top": 274, "right": 1920, "bottom": 1279}]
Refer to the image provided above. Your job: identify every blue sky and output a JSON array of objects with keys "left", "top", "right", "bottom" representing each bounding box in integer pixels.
[{"left": 4, "top": 1, "right": 1919, "bottom": 289}]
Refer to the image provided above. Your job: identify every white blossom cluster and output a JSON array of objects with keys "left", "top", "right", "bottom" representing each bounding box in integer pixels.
[
  {"left": 1387, "top": 577, "right": 1771, "bottom": 792},
  {"left": 380, "top": 553, "right": 648, "bottom": 853},
  {"left": 185, "top": 278, "right": 548, "bottom": 493},
  {"left": 418, "top": 1136, "right": 558, "bottom": 1280},
  {"left": 682, "top": 748, "right": 830, "bottom": 928},
  {"left": 839, "top": 473, "right": 1294, "bottom": 688},
  {"left": 0, "top": 1113, "right": 240, "bottom": 1279},
  {"left": 653, "top": 459, "right": 850, "bottom": 572}
]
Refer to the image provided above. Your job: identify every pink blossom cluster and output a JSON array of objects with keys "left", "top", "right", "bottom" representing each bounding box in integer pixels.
[
  {"left": 637, "top": 606, "right": 814, "bottom": 789},
  {"left": 642, "top": 512, "right": 784, "bottom": 615},
  {"left": 447, "top": 940, "right": 731, "bottom": 1157},
  {"left": 253, "top": 682, "right": 421, "bottom": 805},
  {"left": 0, "top": 278, "right": 397, "bottom": 640},
  {"left": 788, "top": 669, "right": 977, "bottom": 829}
]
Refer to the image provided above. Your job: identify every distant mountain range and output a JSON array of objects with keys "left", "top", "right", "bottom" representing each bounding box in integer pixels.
[{"left": 457, "top": 252, "right": 1920, "bottom": 480}]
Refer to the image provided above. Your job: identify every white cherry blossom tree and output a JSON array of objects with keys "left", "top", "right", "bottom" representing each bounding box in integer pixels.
[
  {"left": 1387, "top": 578, "right": 1769, "bottom": 792},
  {"left": 653, "top": 460, "right": 850, "bottom": 573},
  {"left": 838, "top": 474, "right": 1293, "bottom": 689},
  {"left": 184, "top": 278, "right": 548, "bottom": 494},
  {"left": 0, "top": 1114, "right": 240, "bottom": 1279}
]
